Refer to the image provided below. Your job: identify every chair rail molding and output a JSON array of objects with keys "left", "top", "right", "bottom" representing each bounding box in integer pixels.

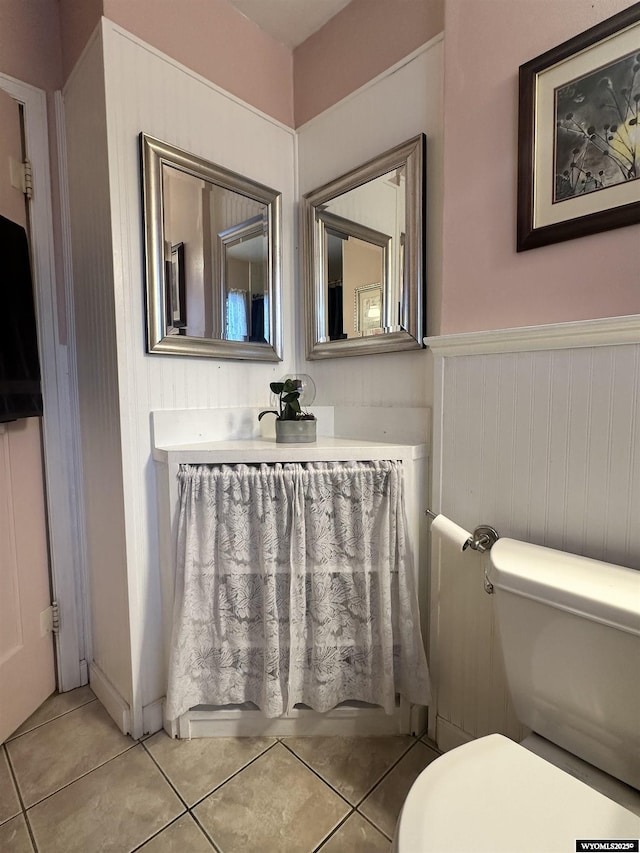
[{"left": 424, "top": 313, "right": 640, "bottom": 357}]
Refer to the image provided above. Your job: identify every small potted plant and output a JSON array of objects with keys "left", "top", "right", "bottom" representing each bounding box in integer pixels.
[{"left": 258, "top": 377, "right": 317, "bottom": 443}]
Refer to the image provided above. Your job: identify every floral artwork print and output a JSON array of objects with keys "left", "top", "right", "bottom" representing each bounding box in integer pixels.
[{"left": 554, "top": 49, "right": 640, "bottom": 201}]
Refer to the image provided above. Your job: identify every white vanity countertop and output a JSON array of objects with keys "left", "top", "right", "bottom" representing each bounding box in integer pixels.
[{"left": 153, "top": 435, "right": 428, "bottom": 465}]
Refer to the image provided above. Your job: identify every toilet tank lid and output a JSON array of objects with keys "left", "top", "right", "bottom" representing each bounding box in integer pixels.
[{"left": 489, "top": 539, "right": 640, "bottom": 635}]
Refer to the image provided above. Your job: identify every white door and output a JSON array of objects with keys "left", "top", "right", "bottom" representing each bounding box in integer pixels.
[{"left": 0, "top": 87, "right": 56, "bottom": 742}]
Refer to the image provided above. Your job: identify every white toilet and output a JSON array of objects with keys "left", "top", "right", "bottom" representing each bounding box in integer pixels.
[{"left": 394, "top": 538, "right": 640, "bottom": 852}]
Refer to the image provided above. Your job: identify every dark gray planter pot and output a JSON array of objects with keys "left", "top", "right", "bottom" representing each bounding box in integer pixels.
[{"left": 275, "top": 419, "right": 317, "bottom": 444}]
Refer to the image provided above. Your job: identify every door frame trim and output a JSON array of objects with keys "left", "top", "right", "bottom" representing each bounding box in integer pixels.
[{"left": 0, "top": 72, "right": 88, "bottom": 691}]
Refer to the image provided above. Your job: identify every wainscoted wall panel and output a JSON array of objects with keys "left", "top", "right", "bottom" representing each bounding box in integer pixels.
[
  {"left": 63, "top": 31, "right": 133, "bottom": 708},
  {"left": 64, "top": 20, "right": 297, "bottom": 734},
  {"left": 430, "top": 338, "right": 640, "bottom": 748},
  {"left": 64, "top": 21, "right": 443, "bottom": 736},
  {"left": 103, "top": 22, "right": 297, "bottom": 727},
  {"left": 296, "top": 37, "right": 443, "bottom": 403}
]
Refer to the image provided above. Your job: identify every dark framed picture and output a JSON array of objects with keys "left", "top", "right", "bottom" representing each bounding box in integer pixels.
[
  {"left": 168, "top": 242, "right": 186, "bottom": 333},
  {"left": 517, "top": 4, "right": 640, "bottom": 251}
]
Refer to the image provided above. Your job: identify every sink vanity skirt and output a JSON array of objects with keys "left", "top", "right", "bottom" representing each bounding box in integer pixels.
[{"left": 153, "top": 408, "right": 430, "bottom": 738}]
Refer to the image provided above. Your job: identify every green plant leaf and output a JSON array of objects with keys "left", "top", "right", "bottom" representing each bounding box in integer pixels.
[{"left": 269, "top": 382, "right": 285, "bottom": 394}]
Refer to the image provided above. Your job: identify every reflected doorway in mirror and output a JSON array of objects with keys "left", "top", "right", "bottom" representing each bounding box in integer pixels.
[
  {"left": 302, "top": 134, "right": 425, "bottom": 359},
  {"left": 140, "top": 133, "right": 283, "bottom": 361},
  {"left": 166, "top": 242, "right": 186, "bottom": 335}
]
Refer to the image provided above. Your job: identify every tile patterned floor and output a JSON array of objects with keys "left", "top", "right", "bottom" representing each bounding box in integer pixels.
[{"left": 1, "top": 687, "right": 440, "bottom": 852}]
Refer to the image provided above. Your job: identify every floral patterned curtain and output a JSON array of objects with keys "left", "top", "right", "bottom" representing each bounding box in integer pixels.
[{"left": 165, "top": 461, "right": 431, "bottom": 721}]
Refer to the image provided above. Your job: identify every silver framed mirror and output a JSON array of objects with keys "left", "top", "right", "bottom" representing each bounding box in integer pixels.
[
  {"left": 302, "top": 135, "right": 425, "bottom": 359},
  {"left": 141, "top": 133, "right": 282, "bottom": 360}
]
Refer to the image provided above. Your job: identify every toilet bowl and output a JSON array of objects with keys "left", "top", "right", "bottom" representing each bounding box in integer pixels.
[
  {"left": 393, "top": 734, "right": 640, "bottom": 853},
  {"left": 394, "top": 539, "right": 640, "bottom": 852}
]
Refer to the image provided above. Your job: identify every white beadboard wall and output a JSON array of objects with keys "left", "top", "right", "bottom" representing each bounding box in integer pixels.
[
  {"left": 64, "top": 20, "right": 298, "bottom": 734},
  {"left": 296, "top": 37, "right": 443, "bottom": 405},
  {"left": 63, "top": 31, "right": 133, "bottom": 709},
  {"left": 429, "top": 336, "right": 640, "bottom": 749},
  {"left": 64, "top": 21, "right": 443, "bottom": 736},
  {"left": 107, "top": 21, "right": 300, "bottom": 729}
]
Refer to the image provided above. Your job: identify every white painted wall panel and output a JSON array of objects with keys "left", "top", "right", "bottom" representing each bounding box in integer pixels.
[
  {"left": 431, "top": 341, "right": 640, "bottom": 747},
  {"left": 63, "top": 33, "right": 133, "bottom": 707},
  {"left": 296, "top": 39, "right": 443, "bottom": 407},
  {"left": 99, "top": 22, "right": 298, "bottom": 724},
  {"left": 65, "top": 22, "right": 441, "bottom": 733}
]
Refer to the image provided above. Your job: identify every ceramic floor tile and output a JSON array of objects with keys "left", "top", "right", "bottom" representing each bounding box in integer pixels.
[
  {"left": 194, "top": 742, "right": 349, "bottom": 853},
  {"left": 145, "top": 731, "right": 275, "bottom": 805},
  {"left": 7, "top": 686, "right": 95, "bottom": 740},
  {"left": 359, "top": 742, "right": 439, "bottom": 838},
  {"left": 136, "top": 813, "right": 214, "bottom": 852},
  {"left": 0, "top": 814, "right": 35, "bottom": 853},
  {"left": 283, "top": 735, "right": 414, "bottom": 805},
  {"left": 27, "top": 745, "right": 185, "bottom": 853},
  {"left": 317, "top": 812, "right": 391, "bottom": 853},
  {"left": 0, "top": 748, "right": 21, "bottom": 825},
  {"left": 7, "top": 700, "right": 133, "bottom": 806}
]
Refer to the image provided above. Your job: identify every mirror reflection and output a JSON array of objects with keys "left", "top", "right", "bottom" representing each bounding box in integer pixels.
[
  {"left": 141, "top": 134, "right": 282, "bottom": 361},
  {"left": 303, "top": 135, "right": 425, "bottom": 359},
  {"left": 319, "top": 209, "right": 390, "bottom": 341}
]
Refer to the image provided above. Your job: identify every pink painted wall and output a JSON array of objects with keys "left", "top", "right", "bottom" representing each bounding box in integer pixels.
[
  {"left": 440, "top": 0, "right": 640, "bottom": 334},
  {"left": 58, "top": 0, "right": 103, "bottom": 82},
  {"left": 103, "top": 0, "right": 294, "bottom": 127},
  {"left": 0, "top": 0, "right": 62, "bottom": 91},
  {"left": 294, "top": 0, "right": 443, "bottom": 127},
  {"left": 58, "top": 0, "right": 293, "bottom": 125}
]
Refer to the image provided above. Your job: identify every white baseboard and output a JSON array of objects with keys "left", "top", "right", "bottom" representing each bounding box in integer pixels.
[
  {"left": 435, "top": 717, "right": 474, "bottom": 753},
  {"left": 142, "top": 699, "right": 164, "bottom": 737},
  {"left": 79, "top": 658, "right": 89, "bottom": 686},
  {"left": 89, "top": 663, "right": 131, "bottom": 735},
  {"left": 163, "top": 700, "right": 418, "bottom": 739},
  {"left": 410, "top": 704, "right": 428, "bottom": 737}
]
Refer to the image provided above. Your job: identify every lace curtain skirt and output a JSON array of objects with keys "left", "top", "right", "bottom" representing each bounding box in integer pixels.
[{"left": 165, "top": 460, "right": 431, "bottom": 721}]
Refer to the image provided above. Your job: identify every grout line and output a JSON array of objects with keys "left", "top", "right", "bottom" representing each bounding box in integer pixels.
[
  {"left": 4, "top": 744, "right": 29, "bottom": 814},
  {"left": 128, "top": 811, "right": 193, "bottom": 853},
  {"left": 22, "top": 807, "right": 39, "bottom": 853},
  {"left": 5, "top": 695, "right": 97, "bottom": 743},
  {"left": 3, "top": 746, "right": 39, "bottom": 851},
  {"left": 357, "top": 809, "right": 394, "bottom": 842},
  {"left": 179, "top": 740, "right": 281, "bottom": 811},
  {"left": 353, "top": 738, "right": 418, "bottom": 808},
  {"left": 16, "top": 741, "right": 139, "bottom": 812},
  {"left": 278, "top": 742, "right": 354, "bottom": 809},
  {"left": 310, "top": 808, "right": 355, "bottom": 853},
  {"left": 140, "top": 740, "right": 190, "bottom": 810},
  {"left": 190, "top": 809, "right": 223, "bottom": 852},
  {"left": 0, "top": 745, "right": 22, "bottom": 826},
  {"left": 278, "top": 735, "right": 420, "bottom": 813},
  {"left": 354, "top": 804, "right": 393, "bottom": 842}
]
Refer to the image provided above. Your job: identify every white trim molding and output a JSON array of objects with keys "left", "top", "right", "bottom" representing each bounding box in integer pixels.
[
  {"left": 0, "top": 72, "right": 86, "bottom": 692},
  {"left": 142, "top": 699, "right": 164, "bottom": 737},
  {"left": 89, "top": 663, "right": 131, "bottom": 736},
  {"left": 436, "top": 717, "right": 474, "bottom": 754},
  {"left": 424, "top": 313, "right": 640, "bottom": 357}
]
